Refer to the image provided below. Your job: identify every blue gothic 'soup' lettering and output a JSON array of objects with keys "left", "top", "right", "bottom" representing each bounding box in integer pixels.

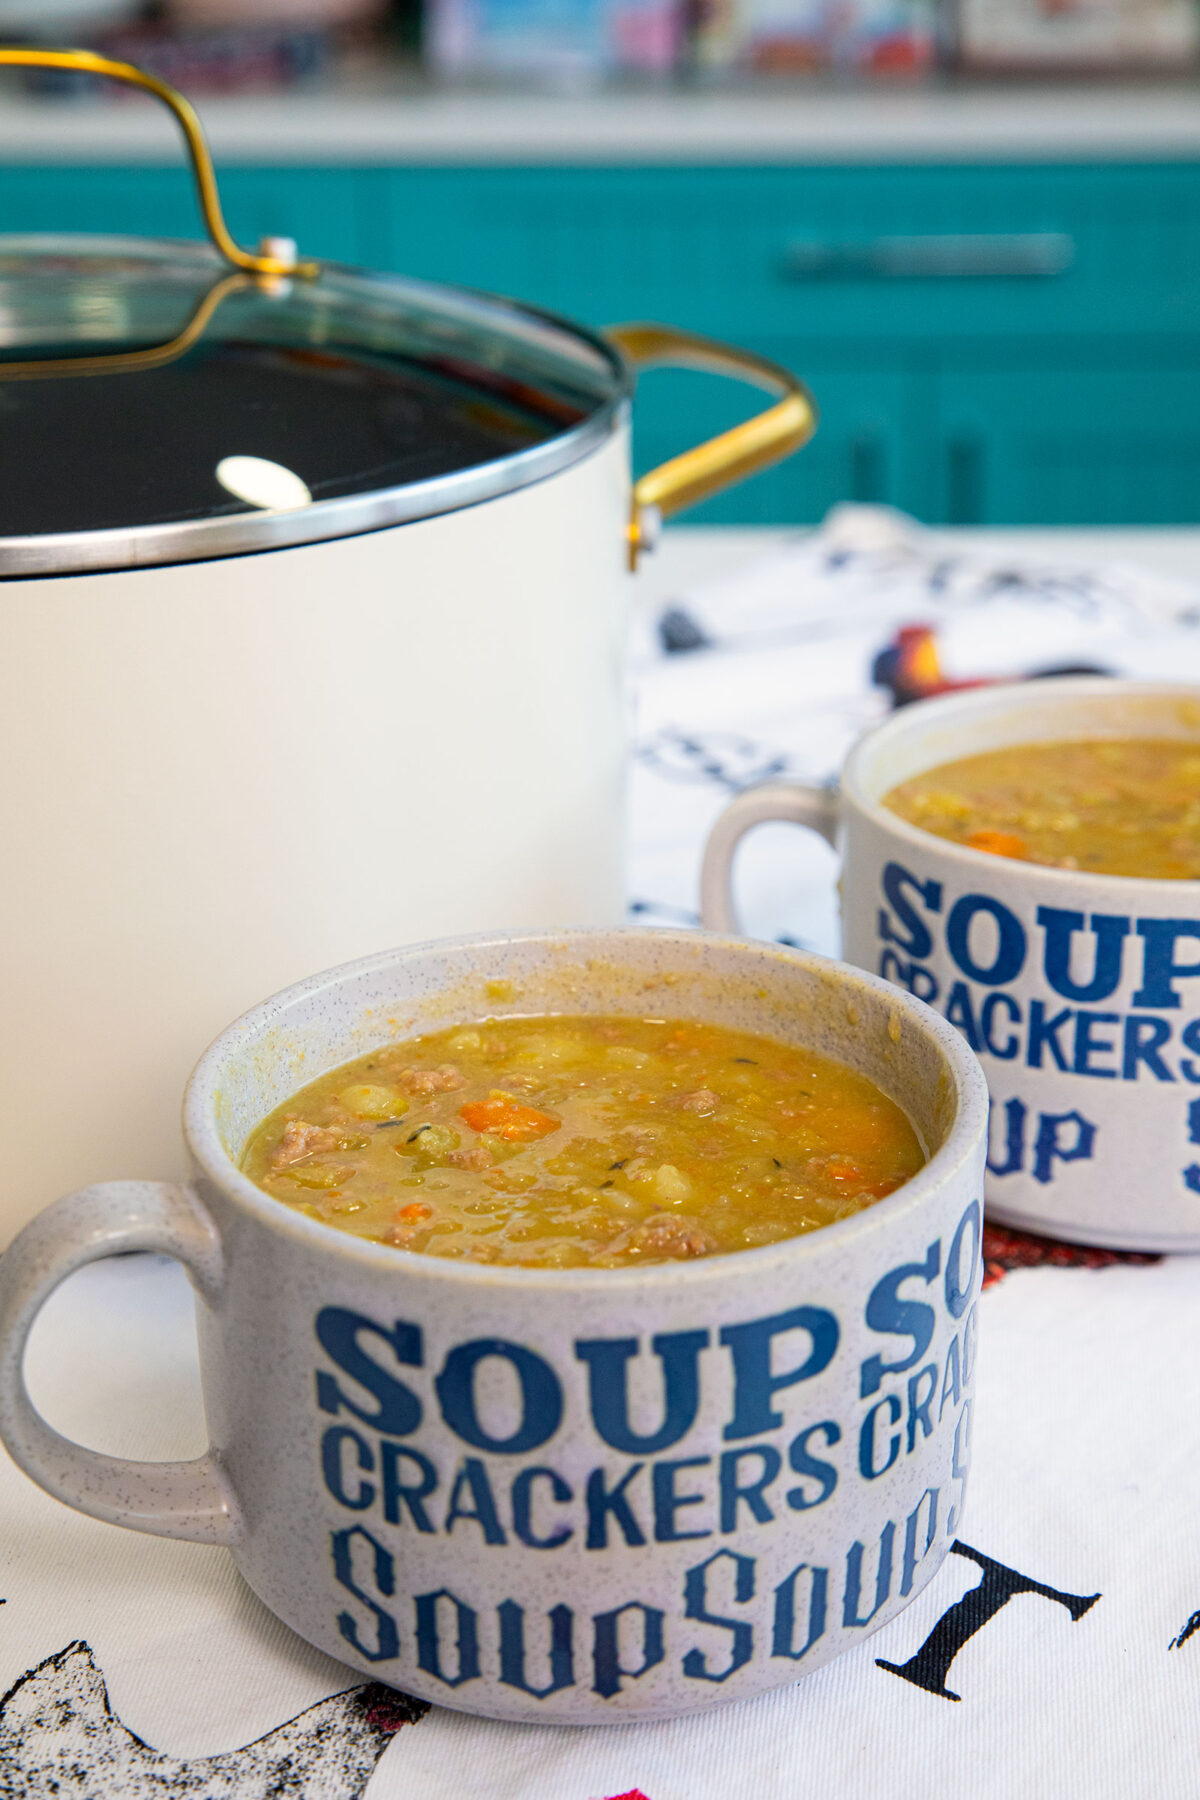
[
  {"left": 310, "top": 1200, "right": 981, "bottom": 1700},
  {"left": 875, "top": 858, "right": 1200, "bottom": 1191}
]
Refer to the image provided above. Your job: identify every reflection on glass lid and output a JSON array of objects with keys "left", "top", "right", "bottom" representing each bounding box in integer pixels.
[{"left": 215, "top": 456, "right": 312, "bottom": 512}]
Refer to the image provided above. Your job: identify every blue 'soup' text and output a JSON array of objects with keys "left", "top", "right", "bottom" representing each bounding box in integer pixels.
[
  {"left": 311, "top": 1200, "right": 980, "bottom": 1701},
  {"left": 876, "top": 858, "right": 1200, "bottom": 1188}
]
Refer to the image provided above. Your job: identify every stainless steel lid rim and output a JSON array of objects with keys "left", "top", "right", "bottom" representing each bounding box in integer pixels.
[{"left": 0, "top": 398, "right": 629, "bottom": 578}]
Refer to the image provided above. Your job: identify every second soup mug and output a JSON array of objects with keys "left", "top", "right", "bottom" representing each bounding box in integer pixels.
[
  {"left": 0, "top": 928, "right": 985, "bottom": 1724},
  {"left": 702, "top": 677, "right": 1200, "bottom": 1253}
]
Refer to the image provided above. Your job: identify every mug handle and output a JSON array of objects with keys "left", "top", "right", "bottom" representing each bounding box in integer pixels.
[
  {"left": 0, "top": 1180, "right": 242, "bottom": 1546},
  {"left": 700, "top": 781, "right": 840, "bottom": 935}
]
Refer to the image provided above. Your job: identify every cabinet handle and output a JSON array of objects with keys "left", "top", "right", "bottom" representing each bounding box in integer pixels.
[{"left": 780, "top": 233, "right": 1074, "bottom": 281}]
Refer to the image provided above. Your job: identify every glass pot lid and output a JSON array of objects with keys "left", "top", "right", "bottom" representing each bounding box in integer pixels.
[{"left": 0, "top": 237, "right": 627, "bottom": 578}]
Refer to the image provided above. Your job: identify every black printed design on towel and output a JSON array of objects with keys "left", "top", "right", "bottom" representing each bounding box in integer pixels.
[
  {"left": 1170, "top": 1609, "right": 1200, "bottom": 1651},
  {"left": 658, "top": 608, "right": 711, "bottom": 654},
  {"left": 635, "top": 727, "right": 793, "bottom": 793},
  {"left": 877, "top": 1541, "right": 1101, "bottom": 1702},
  {"left": 0, "top": 1639, "right": 428, "bottom": 1798},
  {"left": 628, "top": 898, "right": 702, "bottom": 928}
]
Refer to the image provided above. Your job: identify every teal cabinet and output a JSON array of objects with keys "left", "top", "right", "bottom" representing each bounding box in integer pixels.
[
  {"left": 936, "top": 345, "right": 1200, "bottom": 525},
  {"left": 1, "top": 157, "right": 1197, "bottom": 525}
]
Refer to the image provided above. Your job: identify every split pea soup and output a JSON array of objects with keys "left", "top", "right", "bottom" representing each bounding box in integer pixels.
[
  {"left": 883, "top": 737, "right": 1200, "bottom": 879},
  {"left": 241, "top": 1014, "right": 925, "bottom": 1269}
]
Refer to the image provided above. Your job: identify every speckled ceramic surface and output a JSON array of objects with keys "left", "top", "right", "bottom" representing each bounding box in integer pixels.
[
  {"left": 703, "top": 680, "right": 1200, "bottom": 1255},
  {"left": 0, "top": 929, "right": 987, "bottom": 1724}
]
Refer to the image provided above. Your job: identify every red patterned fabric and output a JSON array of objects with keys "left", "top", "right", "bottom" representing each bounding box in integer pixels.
[{"left": 981, "top": 1221, "right": 1159, "bottom": 1290}]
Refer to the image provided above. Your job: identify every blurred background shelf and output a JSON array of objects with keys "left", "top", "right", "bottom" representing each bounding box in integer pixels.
[
  {"left": 1, "top": 78, "right": 1198, "bottom": 527},
  {"left": 1, "top": 83, "right": 1200, "bottom": 159}
]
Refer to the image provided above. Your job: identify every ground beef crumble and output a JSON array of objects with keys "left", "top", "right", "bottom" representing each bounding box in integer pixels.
[{"left": 270, "top": 1119, "right": 347, "bottom": 1169}]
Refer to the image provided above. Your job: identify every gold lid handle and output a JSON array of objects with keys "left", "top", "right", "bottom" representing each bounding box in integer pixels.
[
  {"left": 606, "top": 324, "right": 817, "bottom": 568},
  {"left": 0, "top": 48, "right": 318, "bottom": 279}
]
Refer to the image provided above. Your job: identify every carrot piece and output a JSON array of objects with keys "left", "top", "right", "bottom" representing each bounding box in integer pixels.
[
  {"left": 822, "top": 1157, "right": 901, "bottom": 1197},
  {"left": 395, "top": 1201, "right": 432, "bottom": 1222},
  {"left": 459, "top": 1092, "right": 561, "bottom": 1142},
  {"left": 966, "top": 828, "right": 1030, "bottom": 860}
]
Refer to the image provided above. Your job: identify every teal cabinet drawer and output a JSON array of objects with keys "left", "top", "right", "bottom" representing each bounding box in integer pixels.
[
  {"left": 382, "top": 164, "right": 1200, "bottom": 344},
  {"left": 5, "top": 160, "right": 1197, "bottom": 347},
  {"left": 935, "top": 345, "right": 1200, "bottom": 525}
]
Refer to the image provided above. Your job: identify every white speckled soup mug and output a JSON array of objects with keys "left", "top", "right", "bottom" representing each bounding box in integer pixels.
[
  {"left": 0, "top": 929, "right": 986, "bottom": 1724},
  {"left": 702, "top": 678, "right": 1200, "bottom": 1253}
]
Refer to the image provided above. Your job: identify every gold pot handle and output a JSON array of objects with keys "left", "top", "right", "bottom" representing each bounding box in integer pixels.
[
  {"left": 0, "top": 48, "right": 317, "bottom": 279},
  {"left": 605, "top": 323, "right": 817, "bottom": 568}
]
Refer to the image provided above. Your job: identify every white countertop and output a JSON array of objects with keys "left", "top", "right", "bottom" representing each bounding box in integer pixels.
[{"left": 2, "top": 81, "right": 1200, "bottom": 163}]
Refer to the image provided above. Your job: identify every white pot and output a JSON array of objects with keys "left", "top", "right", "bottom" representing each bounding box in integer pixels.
[
  {"left": 0, "top": 62, "right": 815, "bottom": 1245},
  {"left": 0, "top": 437, "right": 630, "bottom": 1239}
]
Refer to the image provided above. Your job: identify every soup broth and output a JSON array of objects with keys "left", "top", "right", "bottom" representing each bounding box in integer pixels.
[
  {"left": 241, "top": 1014, "right": 925, "bottom": 1269},
  {"left": 883, "top": 737, "right": 1200, "bottom": 879}
]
